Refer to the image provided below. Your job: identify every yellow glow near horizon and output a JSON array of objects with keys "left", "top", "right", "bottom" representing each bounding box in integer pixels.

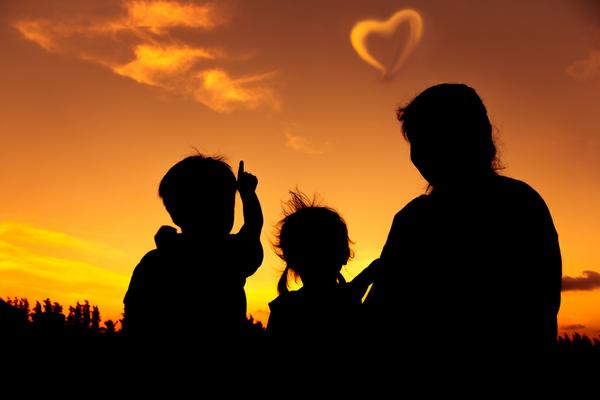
[{"left": 0, "top": 222, "right": 129, "bottom": 323}]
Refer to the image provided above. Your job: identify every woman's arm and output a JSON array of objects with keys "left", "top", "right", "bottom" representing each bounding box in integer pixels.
[{"left": 348, "top": 259, "right": 384, "bottom": 301}]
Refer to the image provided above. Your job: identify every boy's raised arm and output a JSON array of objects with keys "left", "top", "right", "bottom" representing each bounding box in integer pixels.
[
  {"left": 237, "top": 160, "right": 263, "bottom": 238},
  {"left": 236, "top": 161, "right": 264, "bottom": 275}
]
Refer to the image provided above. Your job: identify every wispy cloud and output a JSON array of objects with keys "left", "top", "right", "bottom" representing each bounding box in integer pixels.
[
  {"left": 194, "top": 69, "right": 280, "bottom": 113},
  {"left": 13, "top": 0, "right": 279, "bottom": 112},
  {"left": 566, "top": 26, "right": 600, "bottom": 81},
  {"left": 0, "top": 221, "right": 129, "bottom": 320},
  {"left": 114, "top": 44, "right": 217, "bottom": 86},
  {"left": 561, "top": 324, "right": 586, "bottom": 331},
  {"left": 0, "top": 221, "right": 127, "bottom": 260},
  {"left": 562, "top": 270, "right": 600, "bottom": 291},
  {"left": 566, "top": 51, "right": 600, "bottom": 80},
  {"left": 124, "top": 0, "right": 219, "bottom": 33},
  {"left": 284, "top": 126, "right": 327, "bottom": 155}
]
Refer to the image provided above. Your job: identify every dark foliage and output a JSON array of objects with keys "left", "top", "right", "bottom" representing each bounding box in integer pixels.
[{"left": 2, "top": 295, "right": 598, "bottom": 362}]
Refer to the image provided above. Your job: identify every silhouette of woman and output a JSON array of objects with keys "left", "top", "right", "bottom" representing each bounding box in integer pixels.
[{"left": 364, "top": 83, "right": 562, "bottom": 355}]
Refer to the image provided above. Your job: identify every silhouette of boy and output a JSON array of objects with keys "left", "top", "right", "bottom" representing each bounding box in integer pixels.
[
  {"left": 266, "top": 191, "right": 379, "bottom": 346},
  {"left": 123, "top": 154, "right": 263, "bottom": 344},
  {"left": 364, "top": 83, "right": 562, "bottom": 356}
]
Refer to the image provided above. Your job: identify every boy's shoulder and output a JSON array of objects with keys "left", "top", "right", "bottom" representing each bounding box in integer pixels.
[
  {"left": 133, "top": 241, "right": 187, "bottom": 278},
  {"left": 132, "top": 249, "right": 165, "bottom": 277}
]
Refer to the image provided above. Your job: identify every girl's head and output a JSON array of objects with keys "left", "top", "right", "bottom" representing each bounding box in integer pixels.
[
  {"left": 274, "top": 191, "right": 353, "bottom": 294},
  {"left": 397, "top": 83, "right": 500, "bottom": 190}
]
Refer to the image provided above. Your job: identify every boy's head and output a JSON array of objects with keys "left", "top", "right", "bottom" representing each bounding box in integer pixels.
[
  {"left": 274, "top": 191, "right": 352, "bottom": 293},
  {"left": 159, "top": 154, "right": 236, "bottom": 236}
]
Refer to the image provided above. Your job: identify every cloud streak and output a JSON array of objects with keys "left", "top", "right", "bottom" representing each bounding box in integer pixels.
[
  {"left": 124, "top": 0, "right": 218, "bottom": 33},
  {"left": 284, "top": 127, "right": 327, "bottom": 155},
  {"left": 13, "top": 0, "right": 279, "bottom": 112},
  {"left": 195, "top": 69, "right": 280, "bottom": 113},
  {"left": 114, "top": 44, "right": 216, "bottom": 86},
  {"left": 561, "top": 324, "right": 586, "bottom": 331},
  {"left": 566, "top": 51, "right": 600, "bottom": 80},
  {"left": 562, "top": 270, "right": 600, "bottom": 291},
  {"left": 566, "top": 26, "right": 600, "bottom": 81}
]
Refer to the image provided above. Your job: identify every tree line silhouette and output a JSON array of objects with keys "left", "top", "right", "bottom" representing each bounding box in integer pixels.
[
  {"left": 0, "top": 296, "right": 119, "bottom": 338},
  {"left": 0, "top": 296, "right": 265, "bottom": 340},
  {"left": 1, "top": 295, "right": 599, "bottom": 358}
]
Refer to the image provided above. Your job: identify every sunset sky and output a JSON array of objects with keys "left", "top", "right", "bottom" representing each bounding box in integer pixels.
[{"left": 1, "top": 0, "right": 599, "bottom": 335}]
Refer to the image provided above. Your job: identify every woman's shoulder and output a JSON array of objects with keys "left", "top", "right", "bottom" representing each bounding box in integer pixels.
[
  {"left": 493, "top": 175, "right": 548, "bottom": 205},
  {"left": 392, "top": 194, "right": 431, "bottom": 222},
  {"left": 494, "top": 175, "right": 537, "bottom": 193},
  {"left": 492, "top": 176, "right": 558, "bottom": 230}
]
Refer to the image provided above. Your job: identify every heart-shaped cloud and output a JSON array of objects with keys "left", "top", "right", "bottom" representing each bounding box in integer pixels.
[{"left": 350, "top": 9, "right": 423, "bottom": 79}]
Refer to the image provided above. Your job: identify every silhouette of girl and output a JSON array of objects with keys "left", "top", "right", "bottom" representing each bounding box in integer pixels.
[
  {"left": 364, "top": 83, "right": 562, "bottom": 355},
  {"left": 266, "top": 191, "right": 378, "bottom": 344}
]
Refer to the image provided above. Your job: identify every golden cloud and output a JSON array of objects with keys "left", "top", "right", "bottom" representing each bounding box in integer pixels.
[
  {"left": 195, "top": 69, "right": 280, "bottom": 113},
  {"left": 13, "top": 0, "right": 279, "bottom": 112},
  {"left": 0, "top": 221, "right": 130, "bottom": 321},
  {"left": 124, "top": 0, "right": 218, "bottom": 33},
  {"left": 14, "top": 20, "right": 58, "bottom": 51},
  {"left": 114, "top": 44, "right": 216, "bottom": 86}
]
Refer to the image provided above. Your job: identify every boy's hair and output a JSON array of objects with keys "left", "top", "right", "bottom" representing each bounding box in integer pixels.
[
  {"left": 159, "top": 154, "right": 236, "bottom": 231},
  {"left": 274, "top": 190, "right": 353, "bottom": 295}
]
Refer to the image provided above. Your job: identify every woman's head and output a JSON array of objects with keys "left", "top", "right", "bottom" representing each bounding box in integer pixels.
[
  {"left": 397, "top": 83, "right": 499, "bottom": 189},
  {"left": 274, "top": 191, "right": 353, "bottom": 294}
]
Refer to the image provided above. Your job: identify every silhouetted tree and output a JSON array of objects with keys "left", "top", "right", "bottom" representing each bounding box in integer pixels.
[
  {"left": 246, "top": 315, "right": 266, "bottom": 339},
  {"left": 103, "top": 320, "right": 117, "bottom": 336},
  {"left": 66, "top": 300, "right": 95, "bottom": 336},
  {"left": 92, "top": 306, "right": 101, "bottom": 334},
  {"left": 7, "top": 297, "right": 30, "bottom": 317},
  {"left": 1, "top": 297, "right": 30, "bottom": 337},
  {"left": 82, "top": 301, "right": 91, "bottom": 330},
  {"left": 31, "top": 298, "right": 66, "bottom": 336}
]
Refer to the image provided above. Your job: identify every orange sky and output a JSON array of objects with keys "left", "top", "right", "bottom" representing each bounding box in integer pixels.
[{"left": 1, "top": 0, "right": 599, "bottom": 335}]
